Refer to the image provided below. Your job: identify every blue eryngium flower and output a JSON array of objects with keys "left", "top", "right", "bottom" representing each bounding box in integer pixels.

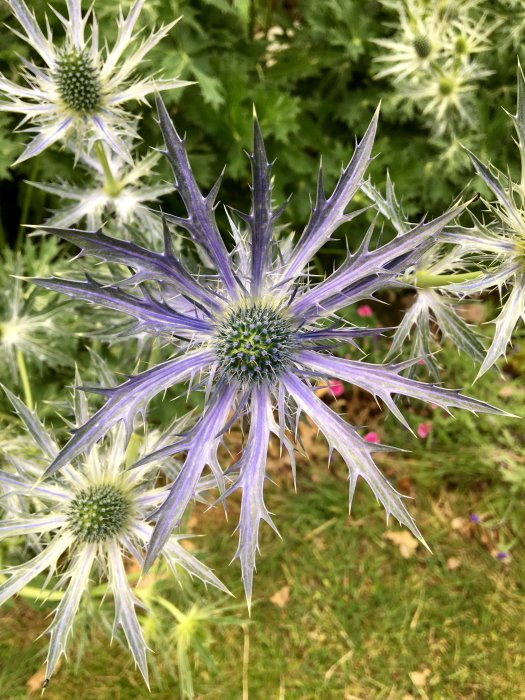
[{"left": 35, "top": 97, "right": 504, "bottom": 605}]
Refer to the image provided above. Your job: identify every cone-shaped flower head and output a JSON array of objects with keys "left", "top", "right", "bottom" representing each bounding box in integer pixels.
[
  {"left": 0, "top": 383, "right": 227, "bottom": 687},
  {"left": 34, "top": 97, "right": 506, "bottom": 607},
  {"left": 0, "top": 0, "right": 189, "bottom": 164}
]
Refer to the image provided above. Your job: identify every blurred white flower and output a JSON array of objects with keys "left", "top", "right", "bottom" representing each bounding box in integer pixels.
[
  {"left": 401, "top": 60, "right": 492, "bottom": 135},
  {"left": 0, "top": 240, "right": 73, "bottom": 383},
  {"left": 373, "top": 0, "right": 449, "bottom": 82},
  {"left": 444, "top": 10, "right": 499, "bottom": 61},
  {"left": 31, "top": 142, "right": 172, "bottom": 233},
  {"left": 0, "top": 0, "right": 190, "bottom": 165}
]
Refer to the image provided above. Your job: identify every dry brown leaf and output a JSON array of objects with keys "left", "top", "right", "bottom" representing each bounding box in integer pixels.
[
  {"left": 451, "top": 516, "right": 471, "bottom": 536},
  {"left": 270, "top": 585, "right": 290, "bottom": 608},
  {"left": 457, "top": 303, "right": 486, "bottom": 324},
  {"left": 447, "top": 557, "right": 461, "bottom": 571},
  {"left": 27, "top": 661, "right": 61, "bottom": 694},
  {"left": 409, "top": 667, "right": 431, "bottom": 688},
  {"left": 384, "top": 530, "right": 419, "bottom": 558}
]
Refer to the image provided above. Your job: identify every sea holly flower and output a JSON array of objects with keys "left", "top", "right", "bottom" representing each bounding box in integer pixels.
[
  {"left": 399, "top": 60, "right": 492, "bottom": 136},
  {"left": 374, "top": 1, "right": 495, "bottom": 137},
  {"left": 0, "top": 0, "right": 189, "bottom": 164},
  {"left": 443, "top": 9, "right": 499, "bottom": 62},
  {"left": 0, "top": 239, "right": 74, "bottom": 389},
  {"left": 362, "top": 177, "right": 486, "bottom": 379},
  {"left": 444, "top": 64, "right": 525, "bottom": 376},
  {"left": 30, "top": 141, "right": 172, "bottom": 238},
  {"left": 0, "top": 383, "right": 227, "bottom": 687},
  {"left": 373, "top": 0, "right": 449, "bottom": 83},
  {"left": 34, "top": 97, "right": 505, "bottom": 605}
]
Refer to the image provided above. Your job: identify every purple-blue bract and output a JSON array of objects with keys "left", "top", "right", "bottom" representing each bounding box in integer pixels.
[{"left": 34, "top": 96, "right": 503, "bottom": 604}]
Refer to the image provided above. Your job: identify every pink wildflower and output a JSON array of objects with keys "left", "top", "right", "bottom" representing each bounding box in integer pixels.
[
  {"left": 417, "top": 422, "right": 432, "bottom": 439},
  {"left": 329, "top": 379, "right": 345, "bottom": 398},
  {"left": 364, "top": 431, "right": 380, "bottom": 443},
  {"left": 357, "top": 304, "right": 373, "bottom": 318}
]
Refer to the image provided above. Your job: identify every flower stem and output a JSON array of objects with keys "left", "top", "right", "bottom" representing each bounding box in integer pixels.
[
  {"left": 16, "top": 159, "right": 38, "bottom": 251},
  {"left": 0, "top": 215, "right": 6, "bottom": 248},
  {"left": 16, "top": 349, "right": 33, "bottom": 410},
  {"left": 414, "top": 270, "right": 484, "bottom": 288},
  {"left": 94, "top": 140, "right": 120, "bottom": 196},
  {"left": 0, "top": 570, "right": 146, "bottom": 603}
]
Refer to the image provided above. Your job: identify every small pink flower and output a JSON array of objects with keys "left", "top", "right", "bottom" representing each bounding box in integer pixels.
[
  {"left": 328, "top": 378, "right": 344, "bottom": 398},
  {"left": 357, "top": 304, "right": 373, "bottom": 318},
  {"left": 364, "top": 431, "right": 380, "bottom": 443},
  {"left": 417, "top": 422, "right": 432, "bottom": 439},
  {"left": 417, "top": 358, "right": 426, "bottom": 366},
  {"left": 429, "top": 403, "right": 438, "bottom": 410}
]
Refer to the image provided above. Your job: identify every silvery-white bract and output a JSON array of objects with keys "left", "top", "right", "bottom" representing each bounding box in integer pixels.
[
  {"left": 0, "top": 0, "right": 189, "bottom": 164},
  {"left": 0, "top": 381, "right": 227, "bottom": 687}
]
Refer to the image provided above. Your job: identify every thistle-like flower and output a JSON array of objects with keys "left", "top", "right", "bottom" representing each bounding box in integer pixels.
[
  {"left": 374, "top": 0, "right": 495, "bottom": 137},
  {"left": 31, "top": 142, "right": 172, "bottom": 236},
  {"left": 400, "top": 60, "right": 492, "bottom": 136},
  {"left": 0, "top": 0, "right": 189, "bottom": 164},
  {"left": 444, "top": 9, "right": 499, "bottom": 62},
  {"left": 35, "top": 97, "right": 504, "bottom": 605},
  {"left": 0, "top": 239, "right": 73, "bottom": 385},
  {"left": 0, "top": 383, "right": 227, "bottom": 687},
  {"left": 445, "top": 65, "right": 525, "bottom": 376},
  {"left": 373, "top": 0, "right": 449, "bottom": 82},
  {"left": 362, "top": 177, "right": 486, "bottom": 378}
]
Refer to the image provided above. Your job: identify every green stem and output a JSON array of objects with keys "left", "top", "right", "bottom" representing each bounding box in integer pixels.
[
  {"left": 0, "top": 570, "right": 146, "bottom": 604},
  {"left": 16, "top": 159, "right": 39, "bottom": 251},
  {"left": 414, "top": 270, "right": 484, "bottom": 289},
  {"left": 0, "top": 214, "right": 6, "bottom": 248},
  {"left": 16, "top": 349, "right": 33, "bottom": 410},
  {"left": 94, "top": 140, "right": 119, "bottom": 196}
]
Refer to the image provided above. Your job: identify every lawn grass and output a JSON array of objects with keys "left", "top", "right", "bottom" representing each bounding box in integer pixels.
[{"left": 1, "top": 345, "right": 524, "bottom": 699}]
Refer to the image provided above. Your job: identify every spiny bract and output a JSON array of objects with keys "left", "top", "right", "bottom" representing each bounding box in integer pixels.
[{"left": 35, "top": 96, "right": 504, "bottom": 607}]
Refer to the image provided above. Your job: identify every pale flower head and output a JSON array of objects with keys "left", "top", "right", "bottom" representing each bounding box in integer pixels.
[
  {"left": 374, "top": 0, "right": 449, "bottom": 82},
  {"left": 0, "top": 239, "right": 74, "bottom": 382},
  {"left": 0, "top": 0, "right": 190, "bottom": 165},
  {"left": 0, "top": 384, "right": 227, "bottom": 688},
  {"left": 400, "top": 60, "right": 492, "bottom": 136},
  {"left": 444, "top": 64, "right": 525, "bottom": 376},
  {"left": 31, "top": 141, "right": 172, "bottom": 237}
]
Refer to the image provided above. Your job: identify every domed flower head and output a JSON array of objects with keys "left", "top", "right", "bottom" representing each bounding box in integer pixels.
[
  {"left": 0, "top": 383, "right": 227, "bottom": 687},
  {"left": 0, "top": 0, "right": 189, "bottom": 165},
  {"left": 400, "top": 60, "right": 492, "bottom": 136},
  {"left": 373, "top": 0, "right": 449, "bottom": 82},
  {"left": 35, "top": 97, "right": 504, "bottom": 606}
]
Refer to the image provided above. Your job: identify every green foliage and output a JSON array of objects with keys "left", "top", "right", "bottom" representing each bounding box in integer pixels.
[{"left": 1, "top": 0, "right": 523, "bottom": 240}]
